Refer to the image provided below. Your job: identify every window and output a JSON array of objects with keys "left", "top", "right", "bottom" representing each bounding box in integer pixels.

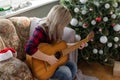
[
  {"left": 0, "top": 0, "right": 57, "bottom": 10},
  {"left": 0, "top": 0, "right": 58, "bottom": 18}
]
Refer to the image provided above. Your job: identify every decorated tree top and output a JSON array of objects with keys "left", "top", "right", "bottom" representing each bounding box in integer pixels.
[{"left": 60, "top": 0, "right": 120, "bottom": 65}]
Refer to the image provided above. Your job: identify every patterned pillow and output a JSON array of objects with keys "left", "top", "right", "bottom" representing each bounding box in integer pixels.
[
  {"left": 0, "top": 19, "right": 24, "bottom": 60},
  {"left": 9, "top": 17, "right": 31, "bottom": 61},
  {"left": 9, "top": 16, "right": 31, "bottom": 41}
]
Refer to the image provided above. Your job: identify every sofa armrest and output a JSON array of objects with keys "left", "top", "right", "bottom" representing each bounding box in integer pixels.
[
  {"left": 62, "top": 27, "right": 76, "bottom": 43},
  {"left": 62, "top": 27, "right": 78, "bottom": 63}
]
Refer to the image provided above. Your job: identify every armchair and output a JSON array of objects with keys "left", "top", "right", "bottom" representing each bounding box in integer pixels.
[{"left": 0, "top": 16, "right": 98, "bottom": 80}]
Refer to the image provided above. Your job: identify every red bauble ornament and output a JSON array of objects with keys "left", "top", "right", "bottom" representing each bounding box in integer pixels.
[
  {"left": 83, "top": 22, "right": 88, "bottom": 28},
  {"left": 112, "top": 23, "right": 115, "bottom": 27},
  {"left": 84, "top": 23, "right": 88, "bottom": 26},
  {"left": 96, "top": 17, "right": 102, "bottom": 22}
]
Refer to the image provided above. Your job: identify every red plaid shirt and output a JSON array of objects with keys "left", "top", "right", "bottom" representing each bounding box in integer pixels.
[{"left": 24, "top": 26, "right": 51, "bottom": 55}]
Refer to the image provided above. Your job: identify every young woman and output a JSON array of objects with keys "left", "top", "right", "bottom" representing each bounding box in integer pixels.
[{"left": 25, "top": 5, "right": 86, "bottom": 80}]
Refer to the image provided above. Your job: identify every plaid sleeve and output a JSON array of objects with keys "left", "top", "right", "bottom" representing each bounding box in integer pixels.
[{"left": 24, "top": 26, "right": 44, "bottom": 55}]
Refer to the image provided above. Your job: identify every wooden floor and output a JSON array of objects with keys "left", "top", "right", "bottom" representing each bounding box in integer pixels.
[{"left": 78, "top": 61, "right": 120, "bottom": 80}]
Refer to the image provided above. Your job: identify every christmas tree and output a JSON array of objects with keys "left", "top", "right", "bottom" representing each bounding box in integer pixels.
[{"left": 60, "top": 0, "right": 120, "bottom": 65}]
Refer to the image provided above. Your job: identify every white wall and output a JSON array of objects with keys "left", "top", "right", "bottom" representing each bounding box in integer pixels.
[{"left": 16, "top": 1, "right": 58, "bottom": 18}]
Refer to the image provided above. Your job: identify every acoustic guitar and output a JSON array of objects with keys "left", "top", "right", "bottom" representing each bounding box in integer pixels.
[{"left": 26, "top": 31, "right": 94, "bottom": 80}]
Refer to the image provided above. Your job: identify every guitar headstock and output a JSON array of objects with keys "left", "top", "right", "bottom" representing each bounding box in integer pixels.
[{"left": 86, "top": 31, "right": 94, "bottom": 40}]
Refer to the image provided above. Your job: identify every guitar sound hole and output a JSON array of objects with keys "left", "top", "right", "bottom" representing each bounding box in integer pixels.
[{"left": 55, "top": 51, "right": 62, "bottom": 59}]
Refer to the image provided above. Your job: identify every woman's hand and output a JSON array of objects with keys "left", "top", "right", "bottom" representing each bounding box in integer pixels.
[
  {"left": 46, "top": 55, "right": 58, "bottom": 65},
  {"left": 79, "top": 42, "right": 86, "bottom": 49}
]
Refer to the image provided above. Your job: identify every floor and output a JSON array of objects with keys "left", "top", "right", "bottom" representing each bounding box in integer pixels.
[{"left": 78, "top": 61, "right": 120, "bottom": 80}]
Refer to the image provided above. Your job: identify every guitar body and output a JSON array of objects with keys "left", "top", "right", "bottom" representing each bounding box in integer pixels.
[{"left": 26, "top": 41, "right": 68, "bottom": 80}]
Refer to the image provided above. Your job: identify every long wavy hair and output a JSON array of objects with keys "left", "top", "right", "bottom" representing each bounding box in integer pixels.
[{"left": 46, "top": 5, "right": 72, "bottom": 41}]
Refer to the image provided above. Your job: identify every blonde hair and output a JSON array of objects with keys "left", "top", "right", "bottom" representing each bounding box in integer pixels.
[{"left": 46, "top": 5, "right": 72, "bottom": 41}]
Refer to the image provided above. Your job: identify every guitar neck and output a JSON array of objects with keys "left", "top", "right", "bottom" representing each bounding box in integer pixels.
[{"left": 62, "top": 38, "right": 89, "bottom": 56}]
